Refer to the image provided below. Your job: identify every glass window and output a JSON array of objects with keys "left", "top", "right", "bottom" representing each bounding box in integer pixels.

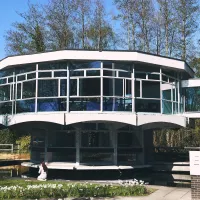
[
  {"left": 17, "top": 74, "right": 26, "bottom": 81},
  {"left": 16, "top": 99, "right": 35, "bottom": 113},
  {"left": 126, "top": 79, "right": 132, "bottom": 96},
  {"left": 142, "top": 81, "right": 160, "bottom": 98},
  {"left": 86, "top": 70, "right": 100, "bottom": 76},
  {"left": 135, "top": 81, "right": 140, "bottom": 97},
  {"left": 48, "top": 132, "right": 75, "bottom": 147},
  {"left": 39, "top": 62, "right": 67, "bottom": 70},
  {"left": 71, "top": 70, "right": 84, "bottom": 77},
  {"left": 70, "top": 61, "right": 101, "bottom": 70},
  {"left": 119, "top": 71, "right": 131, "bottom": 78},
  {"left": 54, "top": 71, "right": 67, "bottom": 77},
  {"left": 0, "top": 102, "right": 12, "bottom": 114},
  {"left": 23, "top": 81, "right": 36, "bottom": 98},
  {"left": 38, "top": 72, "right": 52, "bottom": 78},
  {"left": 0, "top": 85, "right": 10, "bottom": 101},
  {"left": 103, "top": 62, "right": 112, "bottom": 69},
  {"left": 81, "top": 132, "right": 111, "bottom": 147},
  {"left": 17, "top": 83, "right": 22, "bottom": 99},
  {"left": 27, "top": 73, "right": 36, "bottom": 79},
  {"left": 15, "top": 64, "right": 36, "bottom": 74},
  {"left": 0, "top": 78, "right": 7, "bottom": 84},
  {"left": 70, "top": 79, "right": 77, "bottom": 96},
  {"left": 185, "top": 87, "right": 200, "bottom": 112},
  {"left": 148, "top": 74, "right": 160, "bottom": 80},
  {"left": 38, "top": 80, "right": 58, "bottom": 97},
  {"left": 80, "top": 78, "right": 100, "bottom": 96},
  {"left": 103, "top": 70, "right": 116, "bottom": 77},
  {"left": 135, "top": 72, "right": 146, "bottom": 79},
  {"left": 60, "top": 79, "right": 67, "bottom": 96},
  {"left": 115, "top": 79, "right": 123, "bottom": 96},
  {"left": 37, "top": 98, "right": 66, "bottom": 112}
]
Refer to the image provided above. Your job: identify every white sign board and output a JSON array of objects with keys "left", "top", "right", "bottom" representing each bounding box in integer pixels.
[{"left": 189, "top": 151, "right": 200, "bottom": 175}]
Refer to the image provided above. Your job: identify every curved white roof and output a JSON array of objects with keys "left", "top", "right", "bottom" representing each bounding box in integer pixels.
[{"left": 0, "top": 50, "right": 194, "bottom": 77}]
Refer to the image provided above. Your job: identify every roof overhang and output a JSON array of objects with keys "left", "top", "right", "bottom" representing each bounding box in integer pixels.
[{"left": 0, "top": 50, "right": 194, "bottom": 77}]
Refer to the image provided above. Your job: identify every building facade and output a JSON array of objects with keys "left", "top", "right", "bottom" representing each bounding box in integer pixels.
[{"left": 0, "top": 50, "right": 199, "bottom": 170}]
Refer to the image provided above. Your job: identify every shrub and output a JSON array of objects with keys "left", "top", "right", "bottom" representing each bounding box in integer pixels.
[
  {"left": 0, "top": 181, "right": 149, "bottom": 199},
  {"left": 16, "top": 135, "right": 31, "bottom": 152}
]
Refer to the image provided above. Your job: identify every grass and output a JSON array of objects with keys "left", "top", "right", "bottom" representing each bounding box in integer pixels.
[{"left": 0, "top": 178, "right": 155, "bottom": 199}]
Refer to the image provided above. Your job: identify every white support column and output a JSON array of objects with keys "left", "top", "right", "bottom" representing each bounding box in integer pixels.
[
  {"left": 171, "top": 83, "right": 174, "bottom": 114},
  {"left": 177, "top": 73, "right": 180, "bottom": 113},
  {"left": 12, "top": 72, "right": 15, "bottom": 115},
  {"left": 67, "top": 64, "right": 70, "bottom": 112},
  {"left": 132, "top": 64, "right": 135, "bottom": 113},
  {"left": 35, "top": 64, "right": 38, "bottom": 113},
  {"left": 112, "top": 63, "right": 115, "bottom": 111},
  {"left": 76, "top": 129, "right": 80, "bottom": 166},
  {"left": 100, "top": 62, "right": 103, "bottom": 112},
  {"left": 160, "top": 68, "right": 162, "bottom": 114}
]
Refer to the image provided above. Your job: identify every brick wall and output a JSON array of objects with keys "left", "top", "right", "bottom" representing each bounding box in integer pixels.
[{"left": 191, "top": 175, "right": 200, "bottom": 200}]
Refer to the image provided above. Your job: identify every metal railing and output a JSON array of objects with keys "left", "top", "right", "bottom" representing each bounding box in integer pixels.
[{"left": 0, "top": 144, "right": 13, "bottom": 153}]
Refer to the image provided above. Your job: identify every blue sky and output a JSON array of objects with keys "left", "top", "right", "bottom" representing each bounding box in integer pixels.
[{"left": 0, "top": 0, "right": 114, "bottom": 60}]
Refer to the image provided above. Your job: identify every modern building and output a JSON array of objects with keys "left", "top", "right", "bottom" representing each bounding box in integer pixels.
[{"left": 0, "top": 49, "right": 199, "bottom": 170}]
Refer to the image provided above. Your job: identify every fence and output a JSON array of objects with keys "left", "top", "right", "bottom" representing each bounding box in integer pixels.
[{"left": 0, "top": 144, "right": 20, "bottom": 154}]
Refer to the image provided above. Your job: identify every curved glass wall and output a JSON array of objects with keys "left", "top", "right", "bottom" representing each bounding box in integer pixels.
[{"left": 0, "top": 60, "right": 181, "bottom": 115}]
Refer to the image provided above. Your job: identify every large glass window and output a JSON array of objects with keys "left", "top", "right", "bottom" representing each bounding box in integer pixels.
[
  {"left": 81, "top": 132, "right": 112, "bottom": 147},
  {"left": 0, "top": 85, "right": 10, "bottom": 101},
  {"left": 38, "top": 80, "right": 58, "bottom": 97},
  {"left": 185, "top": 87, "right": 200, "bottom": 112},
  {"left": 79, "top": 78, "right": 100, "bottom": 96},
  {"left": 142, "top": 81, "right": 160, "bottom": 98},
  {"left": 23, "top": 81, "right": 36, "bottom": 98}
]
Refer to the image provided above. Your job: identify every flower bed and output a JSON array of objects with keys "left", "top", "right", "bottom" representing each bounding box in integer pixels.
[{"left": 0, "top": 179, "right": 152, "bottom": 199}]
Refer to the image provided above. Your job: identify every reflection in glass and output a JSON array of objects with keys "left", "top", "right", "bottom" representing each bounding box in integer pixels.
[
  {"left": 79, "top": 78, "right": 100, "bottom": 96},
  {"left": 38, "top": 80, "right": 58, "bottom": 97},
  {"left": 142, "top": 81, "right": 160, "bottom": 98},
  {"left": 23, "top": 81, "right": 36, "bottom": 98},
  {"left": 81, "top": 132, "right": 111, "bottom": 147},
  {"left": 135, "top": 99, "right": 160, "bottom": 112},
  {"left": 60, "top": 79, "right": 67, "bottom": 96},
  {"left": 103, "top": 97, "right": 132, "bottom": 111},
  {"left": 39, "top": 62, "right": 67, "bottom": 70},
  {"left": 185, "top": 87, "right": 200, "bottom": 112},
  {"left": 0, "top": 85, "right": 10, "bottom": 101},
  {"left": 70, "top": 98, "right": 100, "bottom": 111},
  {"left": 0, "top": 102, "right": 12, "bottom": 114},
  {"left": 48, "top": 132, "right": 75, "bottom": 147},
  {"left": 37, "top": 98, "right": 66, "bottom": 112},
  {"left": 16, "top": 99, "right": 35, "bottom": 113},
  {"left": 70, "top": 79, "right": 77, "bottom": 96},
  {"left": 162, "top": 100, "right": 172, "bottom": 114}
]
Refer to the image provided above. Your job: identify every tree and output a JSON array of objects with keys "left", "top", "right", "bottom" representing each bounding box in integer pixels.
[
  {"left": 45, "top": 0, "right": 75, "bottom": 50},
  {"left": 156, "top": 0, "right": 179, "bottom": 57},
  {"left": 114, "top": 0, "right": 138, "bottom": 50},
  {"left": 5, "top": 3, "right": 46, "bottom": 55},
  {"left": 87, "top": 0, "right": 116, "bottom": 50},
  {"left": 74, "top": 0, "right": 92, "bottom": 49},
  {"left": 175, "top": 0, "right": 199, "bottom": 60},
  {"left": 134, "top": 0, "right": 154, "bottom": 52}
]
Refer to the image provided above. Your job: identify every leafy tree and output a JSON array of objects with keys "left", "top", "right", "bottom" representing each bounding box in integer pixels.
[{"left": 5, "top": 3, "right": 46, "bottom": 55}]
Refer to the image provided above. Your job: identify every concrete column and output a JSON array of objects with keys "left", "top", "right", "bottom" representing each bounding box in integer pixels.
[{"left": 76, "top": 129, "right": 80, "bottom": 166}]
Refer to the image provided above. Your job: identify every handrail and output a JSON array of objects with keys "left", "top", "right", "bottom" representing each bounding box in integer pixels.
[{"left": 0, "top": 144, "right": 13, "bottom": 153}]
